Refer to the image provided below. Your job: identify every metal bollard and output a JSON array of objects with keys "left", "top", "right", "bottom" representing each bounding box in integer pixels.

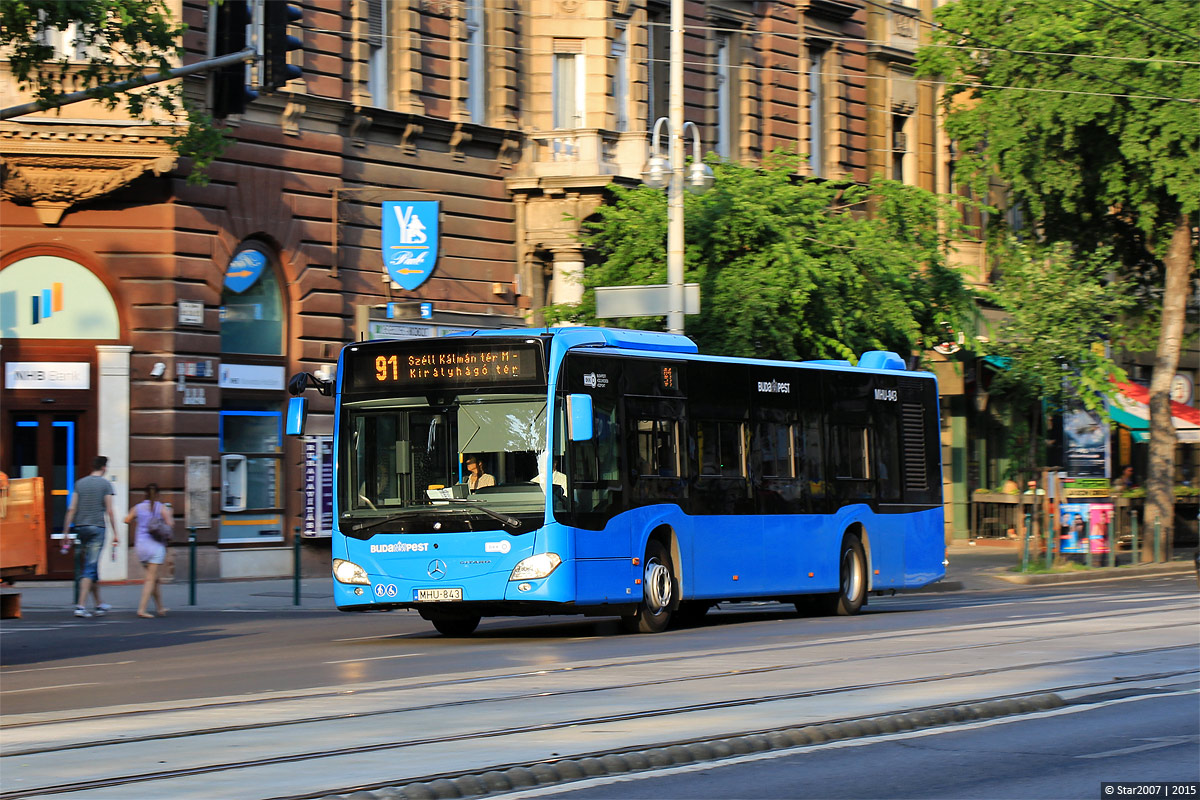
[
  {"left": 293, "top": 526, "right": 302, "bottom": 607},
  {"left": 1154, "top": 518, "right": 1162, "bottom": 563},
  {"left": 1021, "top": 513, "right": 1031, "bottom": 572},
  {"left": 72, "top": 536, "right": 82, "bottom": 604},
  {"left": 1043, "top": 506, "right": 1053, "bottom": 571},
  {"left": 188, "top": 527, "right": 197, "bottom": 606},
  {"left": 1131, "top": 512, "right": 1139, "bottom": 565},
  {"left": 1107, "top": 518, "right": 1115, "bottom": 569}
]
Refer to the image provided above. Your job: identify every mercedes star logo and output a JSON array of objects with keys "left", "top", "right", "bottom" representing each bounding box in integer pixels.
[{"left": 427, "top": 559, "right": 447, "bottom": 580}]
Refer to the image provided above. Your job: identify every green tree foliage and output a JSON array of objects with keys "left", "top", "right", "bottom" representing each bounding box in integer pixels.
[
  {"left": 1, "top": 0, "right": 226, "bottom": 180},
  {"left": 982, "top": 240, "right": 1135, "bottom": 414},
  {"left": 915, "top": 0, "right": 1198, "bottom": 256},
  {"left": 552, "top": 153, "right": 975, "bottom": 364},
  {"left": 916, "top": 0, "right": 1198, "bottom": 553}
]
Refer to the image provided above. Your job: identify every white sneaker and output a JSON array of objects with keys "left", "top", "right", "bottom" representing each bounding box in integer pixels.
[
  {"left": 94, "top": 604, "right": 111, "bottom": 617},
  {"left": 73, "top": 607, "right": 92, "bottom": 618}
]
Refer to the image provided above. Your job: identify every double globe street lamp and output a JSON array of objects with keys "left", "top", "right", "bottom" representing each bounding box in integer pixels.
[{"left": 641, "top": 116, "right": 714, "bottom": 335}]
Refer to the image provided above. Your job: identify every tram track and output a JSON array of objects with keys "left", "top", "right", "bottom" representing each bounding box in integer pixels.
[
  {"left": 1, "top": 590, "right": 1194, "bottom": 800},
  {"left": 1, "top": 617, "right": 1195, "bottom": 759},
  {"left": 2, "top": 595, "right": 1191, "bottom": 735},
  {"left": 0, "top": 653, "right": 1194, "bottom": 800}
]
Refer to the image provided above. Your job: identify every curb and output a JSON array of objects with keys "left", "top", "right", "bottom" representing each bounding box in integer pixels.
[
  {"left": 315, "top": 693, "right": 1066, "bottom": 800},
  {"left": 994, "top": 562, "right": 1195, "bottom": 585}
]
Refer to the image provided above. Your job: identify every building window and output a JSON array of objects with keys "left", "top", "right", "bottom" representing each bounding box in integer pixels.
[
  {"left": 553, "top": 46, "right": 584, "bottom": 129},
  {"left": 892, "top": 113, "right": 910, "bottom": 183},
  {"left": 465, "top": 0, "right": 485, "bottom": 123},
  {"left": 715, "top": 35, "right": 731, "bottom": 158},
  {"left": 808, "top": 49, "right": 825, "bottom": 177},
  {"left": 367, "top": 0, "right": 388, "bottom": 107},
  {"left": 646, "top": 5, "right": 669, "bottom": 125},
  {"left": 219, "top": 246, "right": 283, "bottom": 356},
  {"left": 36, "top": 14, "right": 97, "bottom": 61},
  {"left": 612, "top": 23, "right": 629, "bottom": 132}
]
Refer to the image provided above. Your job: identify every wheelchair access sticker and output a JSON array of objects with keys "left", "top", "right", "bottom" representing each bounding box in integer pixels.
[{"left": 373, "top": 583, "right": 399, "bottom": 598}]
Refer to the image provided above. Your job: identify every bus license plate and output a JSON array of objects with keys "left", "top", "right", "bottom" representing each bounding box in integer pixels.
[{"left": 416, "top": 588, "right": 462, "bottom": 602}]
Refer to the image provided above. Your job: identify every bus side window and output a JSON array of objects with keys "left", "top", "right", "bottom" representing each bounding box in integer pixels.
[
  {"left": 568, "top": 400, "right": 620, "bottom": 515},
  {"left": 834, "top": 425, "right": 870, "bottom": 480},
  {"left": 799, "top": 416, "right": 825, "bottom": 501},
  {"left": 634, "top": 418, "right": 677, "bottom": 478}
]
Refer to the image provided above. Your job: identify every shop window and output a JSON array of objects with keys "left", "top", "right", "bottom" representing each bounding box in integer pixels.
[
  {"left": 219, "top": 410, "right": 282, "bottom": 541},
  {"left": 220, "top": 246, "right": 283, "bottom": 356}
]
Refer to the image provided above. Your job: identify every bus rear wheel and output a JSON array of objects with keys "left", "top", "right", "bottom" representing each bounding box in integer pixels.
[
  {"left": 429, "top": 614, "right": 481, "bottom": 637},
  {"left": 819, "top": 534, "right": 867, "bottom": 616},
  {"left": 620, "top": 540, "right": 675, "bottom": 634}
]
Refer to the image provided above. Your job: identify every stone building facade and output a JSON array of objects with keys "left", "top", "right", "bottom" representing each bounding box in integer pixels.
[{"left": 1, "top": 0, "right": 954, "bottom": 580}]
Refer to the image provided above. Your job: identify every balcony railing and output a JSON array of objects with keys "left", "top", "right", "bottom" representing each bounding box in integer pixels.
[{"left": 521, "top": 129, "right": 647, "bottom": 182}]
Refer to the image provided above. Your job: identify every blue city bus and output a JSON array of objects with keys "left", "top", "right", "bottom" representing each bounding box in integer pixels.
[{"left": 286, "top": 327, "right": 944, "bottom": 635}]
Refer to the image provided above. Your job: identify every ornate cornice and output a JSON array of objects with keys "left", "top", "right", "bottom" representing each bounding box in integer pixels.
[{"left": 1, "top": 125, "right": 177, "bottom": 225}]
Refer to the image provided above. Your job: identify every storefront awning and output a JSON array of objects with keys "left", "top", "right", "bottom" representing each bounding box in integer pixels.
[{"left": 1109, "top": 381, "right": 1200, "bottom": 444}]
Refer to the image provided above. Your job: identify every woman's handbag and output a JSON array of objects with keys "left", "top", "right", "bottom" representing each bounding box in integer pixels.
[{"left": 148, "top": 502, "right": 172, "bottom": 545}]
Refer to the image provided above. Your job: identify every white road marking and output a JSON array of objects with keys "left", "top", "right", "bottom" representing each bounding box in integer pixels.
[
  {"left": 1077, "top": 735, "right": 1199, "bottom": 759},
  {"left": 1, "top": 660, "right": 134, "bottom": 675},
  {"left": 324, "top": 653, "right": 422, "bottom": 665},
  {"left": 1, "top": 682, "right": 98, "bottom": 694}
]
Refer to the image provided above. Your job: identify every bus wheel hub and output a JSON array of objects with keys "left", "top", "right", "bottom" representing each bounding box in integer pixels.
[{"left": 644, "top": 558, "right": 672, "bottom": 613}]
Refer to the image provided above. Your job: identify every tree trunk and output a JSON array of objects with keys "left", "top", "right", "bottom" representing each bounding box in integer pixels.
[{"left": 1143, "top": 212, "right": 1193, "bottom": 562}]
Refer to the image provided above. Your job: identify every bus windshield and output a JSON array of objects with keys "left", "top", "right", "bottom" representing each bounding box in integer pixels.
[{"left": 342, "top": 393, "right": 560, "bottom": 528}]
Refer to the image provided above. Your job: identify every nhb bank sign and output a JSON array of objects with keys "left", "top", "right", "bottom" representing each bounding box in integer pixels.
[{"left": 382, "top": 201, "right": 440, "bottom": 291}]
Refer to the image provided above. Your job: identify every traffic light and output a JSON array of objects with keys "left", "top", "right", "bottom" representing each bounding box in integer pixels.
[
  {"left": 211, "top": 0, "right": 257, "bottom": 119},
  {"left": 261, "top": 2, "right": 303, "bottom": 92}
]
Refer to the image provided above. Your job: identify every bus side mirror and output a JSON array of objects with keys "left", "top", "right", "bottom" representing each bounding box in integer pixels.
[
  {"left": 567, "top": 394, "right": 594, "bottom": 441},
  {"left": 285, "top": 396, "right": 308, "bottom": 436}
]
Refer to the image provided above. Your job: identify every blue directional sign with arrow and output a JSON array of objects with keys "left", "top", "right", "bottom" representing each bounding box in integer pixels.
[{"left": 224, "top": 249, "right": 268, "bottom": 293}]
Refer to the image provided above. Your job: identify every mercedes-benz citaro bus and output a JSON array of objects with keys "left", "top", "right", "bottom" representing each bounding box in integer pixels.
[{"left": 285, "top": 327, "right": 945, "bottom": 636}]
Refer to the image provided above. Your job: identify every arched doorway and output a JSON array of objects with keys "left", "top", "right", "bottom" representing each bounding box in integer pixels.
[{"left": 1, "top": 252, "right": 130, "bottom": 580}]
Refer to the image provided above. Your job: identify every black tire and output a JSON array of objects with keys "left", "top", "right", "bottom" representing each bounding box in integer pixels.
[
  {"left": 620, "top": 540, "right": 675, "bottom": 633},
  {"left": 429, "top": 614, "right": 481, "bottom": 637},
  {"left": 817, "top": 534, "right": 867, "bottom": 616}
]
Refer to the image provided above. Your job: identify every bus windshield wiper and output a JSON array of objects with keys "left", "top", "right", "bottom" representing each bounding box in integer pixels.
[
  {"left": 432, "top": 499, "right": 523, "bottom": 531},
  {"left": 347, "top": 502, "right": 522, "bottom": 534},
  {"left": 348, "top": 507, "right": 435, "bottom": 533}
]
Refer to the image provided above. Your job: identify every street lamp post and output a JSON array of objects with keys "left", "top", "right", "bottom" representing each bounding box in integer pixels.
[
  {"left": 642, "top": 119, "right": 714, "bottom": 333},
  {"left": 638, "top": 0, "right": 710, "bottom": 333},
  {"left": 639, "top": 0, "right": 713, "bottom": 334}
]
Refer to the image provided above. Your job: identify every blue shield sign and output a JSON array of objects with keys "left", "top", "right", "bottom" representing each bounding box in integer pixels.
[
  {"left": 224, "top": 249, "right": 268, "bottom": 294},
  {"left": 382, "top": 201, "right": 440, "bottom": 291}
]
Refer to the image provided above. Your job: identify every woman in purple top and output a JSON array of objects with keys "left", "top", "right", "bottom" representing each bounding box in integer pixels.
[{"left": 124, "top": 483, "right": 171, "bottom": 618}]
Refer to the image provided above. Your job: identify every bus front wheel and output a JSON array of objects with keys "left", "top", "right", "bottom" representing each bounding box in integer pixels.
[
  {"left": 621, "top": 540, "right": 675, "bottom": 633},
  {"left": 429, "top": 614, "right": 481, "bottom": 637},
  {"left": 820, "top": 535, "right": 867, "bottom": 616}
]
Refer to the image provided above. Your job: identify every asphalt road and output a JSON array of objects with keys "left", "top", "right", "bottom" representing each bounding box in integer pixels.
[
  {"left": 1, "top": 568, "right": 1195, "bottom": 800},
  {"left": 514, "top": 689, "right": 1200, "bottom": 800},
  {"left": 0, "top": 566, "right": 1192, "bottom": 716}
]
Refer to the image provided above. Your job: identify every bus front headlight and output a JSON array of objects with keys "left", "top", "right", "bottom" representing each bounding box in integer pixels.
[
  {"left": 509, "top": 553, "right": 561, "bottom": 581},
  {"left": 333, "top": 558, "right": 371, "bottom": 585}
]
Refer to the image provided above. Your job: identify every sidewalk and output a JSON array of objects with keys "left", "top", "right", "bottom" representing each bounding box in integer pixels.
[
  {"left": 2, "top": 576, "right": 337, "bottom": 615},
  {"left": 3, "top": 546, "right": 1192, "bottom": 618},
  {"left": 944, "top": 541, "right": 1196, "bottom": 589}
]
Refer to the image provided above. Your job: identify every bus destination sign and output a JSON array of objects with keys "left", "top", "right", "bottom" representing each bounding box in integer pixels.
[{"left": 346, "top": 341, "right": 544, "bottom": 393}]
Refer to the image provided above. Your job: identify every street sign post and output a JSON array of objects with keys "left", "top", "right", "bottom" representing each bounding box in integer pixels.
[{"left": 594, "top": 283, "right": 700, "bottom": 319}]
